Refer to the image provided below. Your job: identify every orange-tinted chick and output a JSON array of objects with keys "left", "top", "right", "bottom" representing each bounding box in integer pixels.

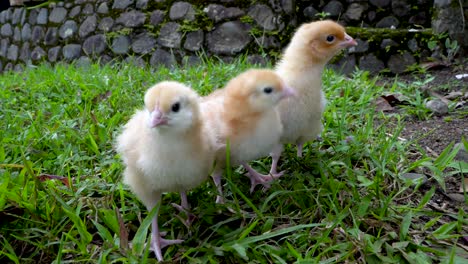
[
  {"left": 269, "top": 20, "right": 358, "bottom": 174},
  {"left": 201, "top": 69, "right": 296, "bottom": 202}
]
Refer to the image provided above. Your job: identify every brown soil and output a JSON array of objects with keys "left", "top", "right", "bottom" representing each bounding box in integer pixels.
[
  {"left": 380, "top": 66, "right": 468, "bottom": 155},
  {"left": 378, "top": 64, "right": 468, "bottom": 217}
]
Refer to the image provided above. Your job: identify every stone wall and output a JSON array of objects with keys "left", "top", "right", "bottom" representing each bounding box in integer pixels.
[
  {"left": 432, "top": 0, "right": 468, "bottom": 54},
  {"left": 0, "top": 0, "right": 466, "bottom": 74}
]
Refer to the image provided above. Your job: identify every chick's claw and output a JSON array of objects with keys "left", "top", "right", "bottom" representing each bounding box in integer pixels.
[
  {"left": 171, "top": 203, "right": 196, "bottom": 228},
  {"left": 247, "top": 171, "right": 284, "bottom": 193},
  {"left": 151, "top": 237, "right": 184, "bottom": 251},
  {"left": 212, "top": 172, "right": 225, "bottom": 204},
  {"left": 150, "top": 236, "right": 184, "bottom": 261},
  {"left": 149, "top": 217, "right": 184, "bottom": 262},
  {"left": 215, "top": 195, "right": 224, "bottom": 204},
  {"left": 242, "top": 163, "right": 284, "bottom": 192}
]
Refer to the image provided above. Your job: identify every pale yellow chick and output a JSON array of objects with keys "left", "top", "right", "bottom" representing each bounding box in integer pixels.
[
  {"left": 269, "top": 20, "right": 358, "bottom": 174},
  {"left": 116, "top": 81, "right": 217, "bottom": 261},
  {"left": 201, "top": 69, "right": 296, "bottom": 202}
]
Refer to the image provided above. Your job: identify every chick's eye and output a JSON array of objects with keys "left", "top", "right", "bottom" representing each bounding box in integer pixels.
[
  {"left": 171, "top": 102, "right": 180, "bottom": 112},
  {"left": 263, "top": 87, "right": 273, "bottom": 94},
  {"left": 326, "top": 35, "right": 335, "bottom": 42}
]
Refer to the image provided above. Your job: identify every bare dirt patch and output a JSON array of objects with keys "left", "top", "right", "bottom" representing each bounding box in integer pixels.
[
  {"left": 378, "top": 66, "right": 467, "bottom": 155},
  {"left": 378, "top": 65, "right": 468, "bottom": 233}
]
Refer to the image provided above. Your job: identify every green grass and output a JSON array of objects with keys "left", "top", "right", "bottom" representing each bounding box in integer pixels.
[{"left": 0, "top": 60, "right": 467, "bottom": 263}]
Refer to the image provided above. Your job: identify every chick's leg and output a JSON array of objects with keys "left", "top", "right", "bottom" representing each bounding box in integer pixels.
[
  {"left": 171, "top": 191, "right": 190, "bottom": 212},
  {"left": 296, "top": 143, "right": 303, "bottom": 158},
  {"left": 150, "top": 202, "right": 183, "bottom": 261},
  {"left": 242, "top": 163, "right": 284, "bottom": 193},
  {"left": 180, "top": 191, "right": 189, "bottom": 209},
  {"left": 212, "top": 170, "right": 224, "bottom": 204},
  {"left": 171, "top": 191, "right": 195, "bottom": 227},
  {"left": 269, "top": 144, "right": 284, "bottom": 176}
]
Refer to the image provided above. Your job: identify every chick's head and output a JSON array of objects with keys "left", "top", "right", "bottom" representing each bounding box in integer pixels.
[
  {"left": 293, "top": 20, "right": 357, "bottom": 64},
  {"left": 227, "top": 69, "right": 296, "bottom": 112},
  {"left": 144, "top": 81, "right": 200, "bottom": 132}
]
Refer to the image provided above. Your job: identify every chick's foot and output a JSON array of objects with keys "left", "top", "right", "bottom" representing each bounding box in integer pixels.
[{"left": 242, "top": 163, "right": 284, "bottom": 193}]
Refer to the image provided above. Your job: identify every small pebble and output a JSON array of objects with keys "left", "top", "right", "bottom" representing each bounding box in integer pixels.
[
  {"left": 426, "top": 99, "right": 448, "bottom": 115},
  {"left": 401, "top": 173, "right": 428, "bottom": 184},
  {"left": 447, "top": 193, "right": 466, "bottom": 203},
  {"left": 454, "top": 142, "right": 468, "bottom": 162}
]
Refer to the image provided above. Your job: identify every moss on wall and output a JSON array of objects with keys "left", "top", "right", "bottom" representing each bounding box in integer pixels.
[{"left": 346, "top": 27, "right": 433, "bottom": 43}]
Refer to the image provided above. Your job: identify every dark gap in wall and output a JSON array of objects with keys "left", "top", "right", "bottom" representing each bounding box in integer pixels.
[{"left": 0, "top": 0, "right": 10, "bottom": 11}]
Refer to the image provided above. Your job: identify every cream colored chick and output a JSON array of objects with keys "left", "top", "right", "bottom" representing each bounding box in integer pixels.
[
  {"left": 201, "top": 69, "right": 296, "bottom": 202},
  {"left": 269, "top": 20, "right": 358, "bottom": 175},
  {"left": 116, "top": 81, "right": 216, "bottom": 261}
]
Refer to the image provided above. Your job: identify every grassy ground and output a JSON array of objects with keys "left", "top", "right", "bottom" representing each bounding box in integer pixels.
[{"left": 0, "top": 60, "right": 467, "bottom": 263}]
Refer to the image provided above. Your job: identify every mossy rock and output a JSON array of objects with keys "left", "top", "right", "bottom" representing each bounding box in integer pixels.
[{"left": 346, "top": 27, "right": 434, "bottom": 44}]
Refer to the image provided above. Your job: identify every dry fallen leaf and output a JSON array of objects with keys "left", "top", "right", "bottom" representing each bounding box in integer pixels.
[
  {"left": 373, "top": 96, "right": 394, "bottom": 112},
  {"left": 445, "top": 91, "right": 464, "bottom": 100},
  {"left": 419, "top": 61, "right": 449, "bottom": 70},
  {"left": 90, "top": 111, "right": 98, "bottom": 124},
  {"left": 37, "top": 174, "right": 70, "bottom": 187},
  {"left": 116, "top": 207, "right": 129, "bottom": 250},
  {"left": 92, "top": 91, "right": 112, "bottom": 103},
  {"left": 428, "top": 90, "right": 450, "bottom": 104},
  {"left": 455, "top": 101, "right": 467, "bottom": 109},
  {"left": 459, "top": 178, "right": 468, "bottom": 193},
  {"left": 381, "top": 94, "right": 409, "bottom": 106}
]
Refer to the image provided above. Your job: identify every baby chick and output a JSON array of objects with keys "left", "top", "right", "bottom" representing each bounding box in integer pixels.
[
  {"left": 201, "top": 69, "right": 296, "bottom": 202},
  {"left": 269, "top": 20, "right": 358, "bottom": 175},
  {"left": 116, "top": 81, "right": 216, "bottom": 261}
]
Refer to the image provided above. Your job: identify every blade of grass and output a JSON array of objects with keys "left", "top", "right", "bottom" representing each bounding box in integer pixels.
[
  {"left": 400, "top": 210, "right": 412, "bottom": 240},
  {"left": 223, "top": 223, "right": 325, "bottom": 248},
  {"left": 48, "top": 188, "right": 93, "bottom": 247},
  {"left": 0, "top": 236, "right": 20, "bottom": 264},
  {"left": 132, "top": 203, "right": 159, "bottom": 255}
]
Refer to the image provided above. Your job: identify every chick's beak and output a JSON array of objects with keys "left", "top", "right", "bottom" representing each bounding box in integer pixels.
[
  {"left": 281, "top": 85, "right": 297, "bottom": 99},
  {"left": 342, "top": 33, "right": 358, "bottom": 47},
  {"left": 148, "top": 108, "right": 168, "bottom": 128}
]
